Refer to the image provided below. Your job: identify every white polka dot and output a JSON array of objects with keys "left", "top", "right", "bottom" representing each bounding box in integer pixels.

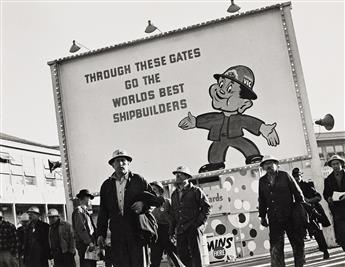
[
  {"left": 223, "top": 181, "right": 232, "bottom": 191},
  {"left": 234, "top": 187, "right": 239, "bottom": 193},
  {"left": 234, "top": 199, "right": 242, "bottom": 209},
  {"left": 249, "top": 224, "right": 253, "bottom": 228},
  {"left": 211, "top": 219, "right": 222, "bottom": 229},
  {"left": 236, "top": 236, "right": 240, "bottom": 241},
  {"left": 237, "top": 247, "right": 242, "bottom": 253},
  {"left": 248, "top": 241, "right": 256, "bottom": 251},
  {"left": 251, "top": 180, "right": 259, "bottom": 193},
  {"left": 263, "top": 240, "right": 270, "bottom": 250},
  {"left": 243, "top": 201, "right": 251, "bottom": 211},
  {"left": 240, "top": 233, "right": 245, "bottom": 239}
]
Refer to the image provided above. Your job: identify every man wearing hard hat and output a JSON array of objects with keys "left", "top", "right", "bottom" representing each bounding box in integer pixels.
[
  {"left": 258, "top": 156, "right": 305, "bottom": 267},
  {"left": 47, "top": 209, "right": 76, "bottom": 267},
  {"left": 150, "top": 181, "right": 183, "bottom": 267},
  {"left": 97, "top": 149, "right": 161, "bottom": 267},
  {"left": 323, "top": 155, "right": 345, "bottom": 252},
  {"left": 17, "top": 213, "right": 30, "bottom": 267},
  {"left": 171, "top": 166, "right": 211, "bottom": 267},
  {"left": 24, "top": 206, "right": 50, "bottom": 267}
]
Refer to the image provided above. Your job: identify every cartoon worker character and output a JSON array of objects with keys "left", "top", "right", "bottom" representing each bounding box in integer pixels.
[{"left": 179, "top": 65, "right": 279, "bottom": 168}]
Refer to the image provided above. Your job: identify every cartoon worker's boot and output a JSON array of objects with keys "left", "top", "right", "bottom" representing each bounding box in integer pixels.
[
  {"left": 198, "top": 162, "right": 225, "bottom": 173},
  {"left": 245, "top": 154, "right": 263, "bottom": 165}
]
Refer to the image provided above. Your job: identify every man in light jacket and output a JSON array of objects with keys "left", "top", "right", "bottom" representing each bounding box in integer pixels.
[{"left": 48, "top": 209, "right": 76, "bottom": 267}]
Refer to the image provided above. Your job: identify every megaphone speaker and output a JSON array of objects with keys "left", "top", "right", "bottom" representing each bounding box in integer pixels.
[{"left": 315, "top": 114, "right": 335, "bottom": 131}]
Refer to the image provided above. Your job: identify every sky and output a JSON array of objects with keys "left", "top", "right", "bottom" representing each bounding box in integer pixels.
[{"left": 1, "top": 0, "right": 344, "bottom": 146}]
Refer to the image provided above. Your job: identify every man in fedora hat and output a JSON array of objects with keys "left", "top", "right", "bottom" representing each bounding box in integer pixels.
[
  {"left": 72, "top": 189, "right": 97, "bottom": 267},
  {"left": 48, "top": 209, "right": 76, "bottom": 267},
  {"left": 258, "top": 156, "right": 305, "bottom": 267},
  {"left": 179, "top": 65, "right": 280, "bottom": 169},
  {"left": 25, "top": 206, "right": 50, "bottom": 267},
  {"left": 323, "top": 155, "right": 345, "bottom": 251},
  {"left": 292, "top": 168, "right": 330, "bottom": 259},
  {"left": 171, "top": 166, "right": 211, "bottom": 267},
  {"left": 96, "top": 149, "right": 161, "bottom": 267}
]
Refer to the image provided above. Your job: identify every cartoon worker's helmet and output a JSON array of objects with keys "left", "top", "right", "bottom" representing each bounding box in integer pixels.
[{"left": 213, "top": 65, "right": 257, "bottom": 100}]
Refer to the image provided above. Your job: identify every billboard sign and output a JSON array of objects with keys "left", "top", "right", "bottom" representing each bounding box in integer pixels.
[{"left": 49, "top": 3, "right": 311, "bottom": 197}]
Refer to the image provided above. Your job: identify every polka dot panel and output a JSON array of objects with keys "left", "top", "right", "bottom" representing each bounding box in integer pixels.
[
  {"left": 203, "top": 167, "right": 270, "bottom": 258},
  {"left": 222, "top": 171, "right": 259, "bottom": 213}
]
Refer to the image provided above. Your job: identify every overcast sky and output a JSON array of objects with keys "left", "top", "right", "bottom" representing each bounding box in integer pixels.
[{"left": 1, "top": 0, "right": 344, "bottom": 145}]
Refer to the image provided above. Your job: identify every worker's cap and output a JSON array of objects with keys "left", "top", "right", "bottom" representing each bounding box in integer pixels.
[
  {"left": 20, "top": 213, "right": 29, "bottom": 221},
  {"left": 292, "top": 167, "right": 303, "bottom": 176},
  {"left": 172, "top": 166, "right": 192, "bottom": 178},
  {"left": 76, "top": 189, "right": 94, "bottom": 200},
  {"left": 213, "top": 65, "right": 257, "bottom": 100},
  {"left": 108, "top": 149, "right": 132, "bottom": 165},
  {"left": 259, "top": 155, "right": 279, "bottom": 167},
  {"left": 47, "top": 209, "right": 60, "bottom": 217},
  {"left": 327, "top": 155, "right": 345, "bottom": 167},
  {"left": 150, "top": 181, "right": 164, "bottom": 192},
  {"left": 27, "top": 206, "right": 40, "bottom": 215}
]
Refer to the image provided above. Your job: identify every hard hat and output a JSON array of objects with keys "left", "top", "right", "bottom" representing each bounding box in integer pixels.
[
  {"left": 27, "top": 206, "right": 40, "bottom": 215},
  {"left": 47, "top": 209, "right": 59, "bottom": 217},
  {"left": 260, "top": 155, "right": 279, "bottom": 167},
  {"left": 172, "top": 166, "right": 192, "bottom": 178},
  {"left": 108, "top": 149, "right": 132, "bottom": 165}
]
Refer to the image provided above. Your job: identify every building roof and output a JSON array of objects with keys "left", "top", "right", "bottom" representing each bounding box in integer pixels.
[
  {"left": 0, "top": 132, "right": 59, "bottom": 150},
  {"left": 315, "top": 131, "right": 345, "bottom": 142}
]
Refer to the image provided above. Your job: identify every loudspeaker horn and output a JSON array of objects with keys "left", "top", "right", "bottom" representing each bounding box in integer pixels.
[
  {"left": 48, "top": 160, "right": 62, "bottom": 173},
  {"left": 315, "top": 114, "right": 335, "bottom": 131}
]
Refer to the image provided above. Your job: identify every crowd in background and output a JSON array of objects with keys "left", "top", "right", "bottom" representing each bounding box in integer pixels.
[{"left": 0, "top": 151, "right": 344, "bottom": 267}]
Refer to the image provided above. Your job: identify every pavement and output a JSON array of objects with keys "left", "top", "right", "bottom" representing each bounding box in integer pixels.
[
  {"left": 212, "top": 238, "right": 345, "bottom": 267},
  {"left": 93, "top": 238, "right": 344, "bottom": 267}
]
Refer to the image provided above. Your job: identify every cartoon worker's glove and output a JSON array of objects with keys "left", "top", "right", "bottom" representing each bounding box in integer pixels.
[
  {"left": 178, "top": 112, "right": 196, "bottom": 130},
  {"left": 260, "top": 122, "right": 280, "bottom": 146}
]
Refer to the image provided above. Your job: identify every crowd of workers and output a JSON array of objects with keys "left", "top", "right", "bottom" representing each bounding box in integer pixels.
[{"left": 0, "top": 150, "right": 344, "bottom": 267}]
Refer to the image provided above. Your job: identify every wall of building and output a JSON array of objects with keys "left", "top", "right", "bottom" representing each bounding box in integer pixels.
[{"left": 0, "top": 138, "right": 66, "bottom": 225}]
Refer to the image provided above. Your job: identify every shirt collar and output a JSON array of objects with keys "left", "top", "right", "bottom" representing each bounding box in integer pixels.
[
  {"left": 111, "top": 171, "right": 129, "bottom": 181},
  {"left": 178, "top": 181, "right": 191, "bottom": 192}
]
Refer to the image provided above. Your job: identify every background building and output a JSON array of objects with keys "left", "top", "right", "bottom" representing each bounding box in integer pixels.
[
  {"left": 0, "top": 132, "right": 66, "bottom": 226},
  {"left": 316, "top": 131, "right": 345, "bottom": 178}
]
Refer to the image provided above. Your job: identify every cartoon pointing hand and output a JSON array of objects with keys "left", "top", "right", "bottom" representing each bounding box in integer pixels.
[
  {"left": 260, "top": 122, "right": 280, "bottom": 146},
  {"left": 178, "top": 112, "right": 196, "bottom": 130}
]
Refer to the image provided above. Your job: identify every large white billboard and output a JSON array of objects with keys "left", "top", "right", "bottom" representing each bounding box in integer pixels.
[{"left": 49, "top": 3, "right": 311, "bottom": 196}]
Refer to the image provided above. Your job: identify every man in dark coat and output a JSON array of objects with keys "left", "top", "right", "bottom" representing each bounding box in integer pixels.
[
  {"left": 48, "top": 209, "right": 76, "bottom": 267},
  {"left": 97, "top": 149, "right": 160, "bottom": 267},
  {"left": 17, "top": 213, "right": 30, "bottom": 267},
  {"left": 72, "top": 189, "right": 97, "bottom": 267},
  {"left": 150, "top": 181, "right": 183, "bottom": 267},
  {"left": 258, "top": 156, "right": 305, "bottom": 267},
  {"left": 171, "top": 166, "right": 211, "bottom": 267},
  {"left": 292, "top": 168, "right": 330, "bottom": 259},
  {"left": 323, "top": 155, "right": 345, "bottom": 252},
  {"left": 0, "top": 210, "right": 18, "bottom": 267},
  {"left": 24, "top": 206, "right": 50, "bottom": 267}
]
